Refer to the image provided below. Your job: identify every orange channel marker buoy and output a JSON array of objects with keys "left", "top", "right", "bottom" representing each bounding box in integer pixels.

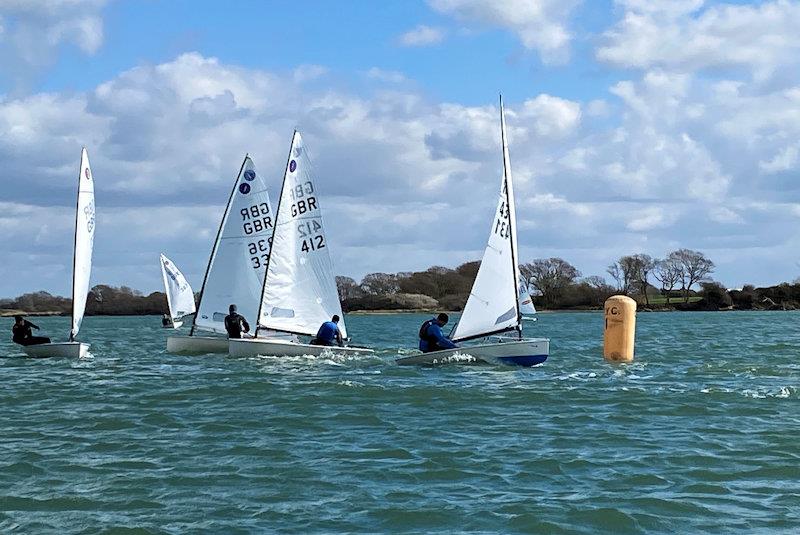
[{"left": 603, "top": 295, "right": 636, "bottom": 362}]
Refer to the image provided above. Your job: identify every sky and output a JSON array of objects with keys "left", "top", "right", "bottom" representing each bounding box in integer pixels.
[{"left": 1, "top": 0, "right": 800, "bottom": 297}]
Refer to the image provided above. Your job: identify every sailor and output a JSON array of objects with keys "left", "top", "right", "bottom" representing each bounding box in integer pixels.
[
  {"left": 161, "top": 313, "right": 171, "bottom": 327},
  {"left": 11, "top": 315, "right": 51, "bottom": 346},
  {"left": 418, "top": 313, "right": 457, "bottom": 353},
  {"left": 224, "top": 304, "right": 250, "bottom": 339},
  {"left": 311, "top": 315, "right": 344, "bottom": 347}
]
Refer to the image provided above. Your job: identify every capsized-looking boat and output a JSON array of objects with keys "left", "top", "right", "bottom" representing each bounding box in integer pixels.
[
  {"left": 24, "top": 148, "right": 95, "bottom": 358},
  {"left": 229, "top": 131, "right": 373, "bottom": 358},
  {"left": 397, "top": 97, "right": 549, "bottom": 367}
]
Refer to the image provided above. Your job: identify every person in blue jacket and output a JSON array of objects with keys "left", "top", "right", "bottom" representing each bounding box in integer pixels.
[
  {"left": 418, "top": 313, "right": 458, "bottom": 353},
  {"left": 311, "top": 315, "right": 344, "bottom": 347}
]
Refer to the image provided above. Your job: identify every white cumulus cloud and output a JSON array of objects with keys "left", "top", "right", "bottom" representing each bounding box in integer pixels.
[{"left": 398, "top": 24, "right": 446, "bottom": 46}]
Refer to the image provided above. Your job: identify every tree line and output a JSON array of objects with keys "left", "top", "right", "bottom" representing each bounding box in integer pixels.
[{"left": 2, "top": 249, "right": 799, "bottom": 316}]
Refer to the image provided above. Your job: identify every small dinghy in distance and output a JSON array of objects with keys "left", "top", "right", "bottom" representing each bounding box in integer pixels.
[
  {"left": 24, "top": 148, "right": 96, "bottom": 358},
  {"left": 166, "top": 155, "right": 274, "bottom": 354},
  {"left": 397, "top": 97, "right": 549, "bottom": 367},
  {"left": 519, "top": 276, "right": 538, "bottom": 321},
  {"left": 229, "top": 131, "right": 373, "bottom": 359},
  {"left": 159, "top": 253, "right": 196, "bottom": 329}
]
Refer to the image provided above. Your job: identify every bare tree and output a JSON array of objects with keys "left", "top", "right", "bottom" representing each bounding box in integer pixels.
[
  {"left": 607, "top": 263, "right": 624, "bottom": 291},
  {"left": 520, "top": 258, "right": 581, "bottom": 309},
  {"left": 652, "top": 257, "right": 682, "bottom": 304},
  {"left": 359, "top": 273, "right": 400, "bottom": 295},
  {"left": 608, "top": 256, "right": 643, "bottom": 295},
  {"left": 672, "top": 249, "right": 715, "bottom": 302},
  {"left": 335, "top": 276, "right": 362, "bottom": 301},
  {"left": 631, "top": 254, "right": 656, "bottom": 305}
]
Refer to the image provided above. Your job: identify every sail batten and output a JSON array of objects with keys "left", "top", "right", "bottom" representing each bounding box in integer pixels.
[
  {"left": 257, "top": 131, "right": 346, "bottom": 338},
  {"left": 70, "top": 147, "right": 95, "bottom": 340},
  {"left": 192, "top": 156, "right": 273, "bottom": 335},
  {"left": 452, "top": 97, "right": 521, "bottom": 342},
  {"left": 160, "top": 254, "right": 196, "bottom": 326}
]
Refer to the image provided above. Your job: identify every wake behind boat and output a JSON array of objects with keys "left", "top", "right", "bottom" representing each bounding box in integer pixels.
[
  {"left": 397, "top": 97, "right": 549, "bottom": 367},
  {"left": 229, "top": 131, "right": 373, "bottom": 359},
  {"left": 166, "top": 155, "right": 274, "bottom": 354},
  {"left": 23, "top": 148, "right": 96, "bottom": 358}
]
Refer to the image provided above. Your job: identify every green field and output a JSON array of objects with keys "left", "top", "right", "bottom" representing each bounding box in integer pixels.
[{"left": 646, "top": 295, "right": 702, "bottom": 305}]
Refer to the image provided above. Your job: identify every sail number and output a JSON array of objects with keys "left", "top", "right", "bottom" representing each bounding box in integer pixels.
[
  {"left": 289, "top": 181, "right": 318, "bottom": 217},
  {"left": 291, "top": 196, "right": 318, "bottom": 217},
  {"left": 248, "top": 238, "right": 271, "bottom": 269},
  {"left": 289, "top": 181, "right": 314, "bottom": 200},
  {"left": 298, "top": 220, "right": 325, "bottom": 253},
  {"left": 494, "top": 201, "right": 511, "bottom": 239},
  {"left": 241, "top": 202, "right": 272, "bottom": 235}
]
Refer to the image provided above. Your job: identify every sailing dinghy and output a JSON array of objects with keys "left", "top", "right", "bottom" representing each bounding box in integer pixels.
[
  {"left": 519, "top": 276, "right": 537, "bottom": 319},
  {"left": 397, "top": 98, "right": 549, "bottom": 367},
  {"left": 159, "top": 253, "right": 196, "bottom": 329},
  {"left": 166, "top": 155, "right": 274, "bottom": 354},
  {"left": 229, "top": 131, "right": 373, "bottom": 358},
  {"left": 24, "top": 148, "right": 95, "bottom": 358}
]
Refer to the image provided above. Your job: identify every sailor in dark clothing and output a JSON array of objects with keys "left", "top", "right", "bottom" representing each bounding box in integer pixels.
[
  {"left": 224, "top": 304, "right": 250, "bottom": 339},
  {"left": 310, "top": 315, "right": 343, "bottom": 347},
  {"left": 11, "top": 315, "right": 51, "bottom": 346},
  {"left": 418, "top": 313, "right": 457, "bottom": 353}
]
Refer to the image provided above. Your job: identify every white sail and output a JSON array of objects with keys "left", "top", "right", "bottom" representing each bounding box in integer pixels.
[
  {"left": 257, "top": 131, "right": 346, "bottom": 338},
  {"left": 193, "top": 156, "right": 274, "bottom": 334},
  {"left": 453, "top": 98, "right": 520, "bottom": 341},
  {"left": 519, "top": 277, "right": 537, "bottom": 315},
  {"left": 70, "top": 147, "right": 95, "bottom": 340},
  {"left": 160, "top": 253, "right": 196, "bottom": 325}
]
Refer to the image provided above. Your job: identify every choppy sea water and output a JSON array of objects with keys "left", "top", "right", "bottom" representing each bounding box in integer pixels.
[{"left": 1, "top": 311, "right": 799, "bottom": 534}]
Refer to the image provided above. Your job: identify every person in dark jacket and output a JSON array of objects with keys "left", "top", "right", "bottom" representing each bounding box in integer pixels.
[
  {"left": 418, "top": 313, "right": 457, "bottom": 353},
  {"left": 224, "top": 304, "right": 250, "bottom": 339},
  {"left": 11, "top": 315, "right": 51, "bottom": 346},
  {"left": 311, "top": 315, "right": 343, "bottom": 347}
]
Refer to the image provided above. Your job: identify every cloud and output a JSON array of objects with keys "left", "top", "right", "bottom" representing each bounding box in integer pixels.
[
  {"left": 398, "top": 24, "right": 445, "bottom": 47},
  {"left": 597, "top": 0, "right": 800, "bottom": 79},
  {"left": 3, "top": 35, "right": 800, "bottom": 296},
  {"left": 428, "top": 0, "right": 580, "bottom": 63},
  {"left": 365, "top": 68, "right": 407, "bottom": 84},
  {"left": 0, "top": 0, "right": 107, "bottom": 92}
]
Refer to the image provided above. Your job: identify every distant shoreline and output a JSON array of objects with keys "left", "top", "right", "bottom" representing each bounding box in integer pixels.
[{"left": 3, "top": 306, "right": 797, "bottom": 319}]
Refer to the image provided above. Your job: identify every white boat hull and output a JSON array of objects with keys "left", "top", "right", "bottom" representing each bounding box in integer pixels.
[
  {"left": 166, "top": 335, "right": 229, "bottom": 355},
  {"left": 22, "top": 342, "right": 89, "bottom": 358},
  {"left": 229, "top": 338, "right": 374, "bottom": 358},
  {"left": 162, "top": 320, "right": 182, "bottom": 329},
  {"left": 396, "top": 338, "right": 549, "bottom": 367}
]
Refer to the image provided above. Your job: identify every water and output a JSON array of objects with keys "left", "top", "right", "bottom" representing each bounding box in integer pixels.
[{"left": 1, "top": 311, "right": 799, "bottom": 533}]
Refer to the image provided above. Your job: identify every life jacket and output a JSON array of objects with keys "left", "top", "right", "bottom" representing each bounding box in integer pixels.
[{"left": 418, "top": 319, "right": 437, "bottom": 343}]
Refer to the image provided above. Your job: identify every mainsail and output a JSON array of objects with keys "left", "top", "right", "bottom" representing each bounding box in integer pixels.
[
  {"left": 453, "top": 97, "right": 521, "bottom": 341},
  {"left": 519, "top": 276, "right": 537, "bottom": 315},
  {"left": 70, "top": 147, "right": 95, "bottom": 341},
  {"left": 160, "top": 253, "right": 196, "bottom": 325},
  {"left": 257, "top": 131, "right": 346, "bottom": 338},
  {"left": 192, "top": 156, "right": 274, "bottom": 335}
]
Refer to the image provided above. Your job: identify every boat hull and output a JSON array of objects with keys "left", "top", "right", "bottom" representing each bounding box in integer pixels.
[
  {"left": 166, "top": 335, "right": 229, "bottom": 355},
  {"left": 229, "top": 338, "right": 374, "bottom": 358},
  {"left": 396, "top": 338, "right": 549, "bottom": 367},
  {"left": 22, "top": 342, "right": 89, "bottom": 358}
]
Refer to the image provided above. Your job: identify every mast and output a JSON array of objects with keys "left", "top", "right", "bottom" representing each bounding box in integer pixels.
[
  {"left": 500, "top": 95, "right": 523, "bottom": 338},
  {"left": 69, "top": 148, "right": 84, "bottom": 342},
  {"left": 190, "top": 155, "right": 249, "bottom": 336},
  {"left": 254, "top": 130, "right": 296, "bottom": 338}
]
